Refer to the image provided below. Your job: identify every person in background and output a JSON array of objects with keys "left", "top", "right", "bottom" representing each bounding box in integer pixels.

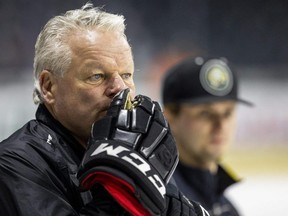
[
  {"left": 0, "top": 4, "right": 210, "bottom": 216},
  {"left": 161, "top": 56, "right": 252, "bottom": 216}
]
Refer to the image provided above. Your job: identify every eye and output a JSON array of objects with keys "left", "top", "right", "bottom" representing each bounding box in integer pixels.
[
  {"left": 198, "top": 110, "right": 211, "bottom": 119},
  {"left": 121, "top": 73, "right": 132, "bottom": 80},
  {"left": 88, "top": 73, "right": 104, "bottom": 82},
  {"left": 223, "top": 109, "right": 234, "bottom": 118}
]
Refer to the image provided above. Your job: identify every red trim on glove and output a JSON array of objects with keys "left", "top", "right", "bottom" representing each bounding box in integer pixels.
[{"left": 82, "top": 172, "right": 151, "bottom": 216}]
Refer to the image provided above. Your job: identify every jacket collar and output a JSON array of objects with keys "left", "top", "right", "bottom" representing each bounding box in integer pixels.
[
  {"left": 35, "top": 104, "right": 86, "bottom": 161},
  {"left": 177, "top": 162, "right": 239, "bottom": 199}
]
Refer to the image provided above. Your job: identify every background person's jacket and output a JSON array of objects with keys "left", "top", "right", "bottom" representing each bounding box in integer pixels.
[
  {"left": 173, "top": 162, "right": 240, "bottom": 216},
  {"left": 0, "top": 104, "right": 129, "bottom": 215}
]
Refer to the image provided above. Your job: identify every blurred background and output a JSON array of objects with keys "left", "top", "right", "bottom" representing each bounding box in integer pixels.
[{"left": 0, "top": 0, "right": 287, "bottom": 215}]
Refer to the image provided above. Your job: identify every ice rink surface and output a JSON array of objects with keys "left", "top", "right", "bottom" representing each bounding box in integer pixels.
[{"left": 226, "top": 174, "right": 288, "bottom": 216}]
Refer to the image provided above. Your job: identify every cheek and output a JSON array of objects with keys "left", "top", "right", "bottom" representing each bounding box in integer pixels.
[
  {"left": 225, "top": 119, "right": 237, "bottom": 140},
  {"left": 56, "top": 83, "right": 103, "bottom": 115},
  {"left": 78, "top": 90, "right": 98, "bottom": 104},
  {"left": 179, "top": 119, "right": 210, "bottom": 143},
  {"left": 174, "top": 118, "right": 195, "bottom": 138},
  {"left": 71, "top": 81, "right": 102, "bottom": 104},
  {"left": 174, "top": 120, "right": 203, "bottom": 152},
  {"left": 181, "top": 119, "right": 204, "bottom": 134},
  {"left": 76, "top": 89, "right": 106, "bottom": 117}
]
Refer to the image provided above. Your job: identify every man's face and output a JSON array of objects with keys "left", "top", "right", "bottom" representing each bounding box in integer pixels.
[
  {"left": 45, "top": 29, "right": 135, "bottom": 145},
  {"left": 167, "top": 101, "right": 237, "bottom": 166}
]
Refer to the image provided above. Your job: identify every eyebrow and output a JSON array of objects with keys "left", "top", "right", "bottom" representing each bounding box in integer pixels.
[{"left": 83, "top": 61, "right": 133, "bottom": 74}]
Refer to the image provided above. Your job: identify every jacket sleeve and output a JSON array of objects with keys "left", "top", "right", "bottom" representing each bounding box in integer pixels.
[{"left": 0, "top": 144, "right": 128, "bottom": 216}]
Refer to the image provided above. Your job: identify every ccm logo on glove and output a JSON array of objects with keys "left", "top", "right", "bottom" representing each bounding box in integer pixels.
[{"left": 91, "top": 142, "right": 166, "bottom": 197}]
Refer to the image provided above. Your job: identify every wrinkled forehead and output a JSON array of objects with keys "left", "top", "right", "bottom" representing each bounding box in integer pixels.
[
  {"left": 68, "top": 28, "right": 130, "bottom": 49},
  {"left": 68, "top": 29, "right": 132, "bottom": 59}
]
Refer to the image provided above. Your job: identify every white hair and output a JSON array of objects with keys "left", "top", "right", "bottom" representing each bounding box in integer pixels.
[{"left": 33, "top": 3, "right": 127, "bottom": 104}]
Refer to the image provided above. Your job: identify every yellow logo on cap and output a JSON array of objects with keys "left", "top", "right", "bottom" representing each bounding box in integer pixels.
[
  {"left": 200, "top": 59, "right": 233, "bottom": 96},
  {"left": 207, "top": 66, "right": 229, "bottom": 91}
]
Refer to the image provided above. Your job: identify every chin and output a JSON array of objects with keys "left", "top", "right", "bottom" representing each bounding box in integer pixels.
[
  {"left": 208, "top": 148, "right": 225, "bottom": 160},
  {"left": 94, "top": 111, "right": 106, "bottom": 122}
]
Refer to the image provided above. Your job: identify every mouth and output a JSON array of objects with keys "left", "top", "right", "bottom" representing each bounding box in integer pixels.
[{"left": 211, "top": 136, "right": 223, "bottom": 145}]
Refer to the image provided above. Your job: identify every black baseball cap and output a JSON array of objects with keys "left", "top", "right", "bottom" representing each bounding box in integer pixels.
[{"left": 161, "top": 56, "right": 253, "bottom": 106}]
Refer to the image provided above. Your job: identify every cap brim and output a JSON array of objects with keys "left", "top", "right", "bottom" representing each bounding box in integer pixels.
[{"left": 237, "top": 98, "right": 254, "bottom": 107}]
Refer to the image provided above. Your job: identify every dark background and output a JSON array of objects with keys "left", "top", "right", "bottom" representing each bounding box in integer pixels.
[{"left": 1, "top": 0, "right": 288, "bottom": 74}]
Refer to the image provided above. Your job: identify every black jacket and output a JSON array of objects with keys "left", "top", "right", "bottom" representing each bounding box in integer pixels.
[
  {"left": 173, "top": 162, "right": 240, "bottom": 216},
  {"left": 0, "top": 105, "right": 128, "bottom": 216}
]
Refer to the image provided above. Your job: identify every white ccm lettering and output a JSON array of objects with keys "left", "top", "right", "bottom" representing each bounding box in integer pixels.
[
  {"left": 90, "top": 143, "right": 166, "bottom": 198},
  {"left": 91, "top": 143, "right": 128, "bottom": 157},
  {"left": 122, "top": 153, "right": 166, "bottom": 197}
]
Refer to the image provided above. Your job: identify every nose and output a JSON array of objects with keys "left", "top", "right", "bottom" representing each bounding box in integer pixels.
[
  {"left": 212, "top": 116, "right": 224, "bottom": 133},
  {"left": 105, "top": 74, "right": 127, "bottom": 98}
]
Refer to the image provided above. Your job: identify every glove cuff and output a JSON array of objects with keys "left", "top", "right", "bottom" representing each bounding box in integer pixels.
[
  {"left": 79, "top": 165, "right": 164, "bottom": 215},
  {"left": 83, "top": 169, "right": 151, "bottom": 216}
]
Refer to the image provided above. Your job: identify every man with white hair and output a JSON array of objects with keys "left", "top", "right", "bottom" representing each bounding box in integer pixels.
[{"left": 0, "top": 3, "right": 209, "bottom": 216}]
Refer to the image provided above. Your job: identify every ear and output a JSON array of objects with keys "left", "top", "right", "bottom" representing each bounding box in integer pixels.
[
  {"left": 39, "top": 70, "right": 56, "bottom": 104},
  {"left": 163, "top": 108, "right": 177, "bottom": 132},
  {"left": 163, "top": 108, "right": 173, "bottom": 123}
]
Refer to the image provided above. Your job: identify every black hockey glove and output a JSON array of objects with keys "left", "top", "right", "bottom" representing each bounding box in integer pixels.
[
  {"left": 164, "top": 183, "right": 210, "bottom": 216},
  {"left": 77, "top": 89, "right": 179, "bottom": 216}
]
